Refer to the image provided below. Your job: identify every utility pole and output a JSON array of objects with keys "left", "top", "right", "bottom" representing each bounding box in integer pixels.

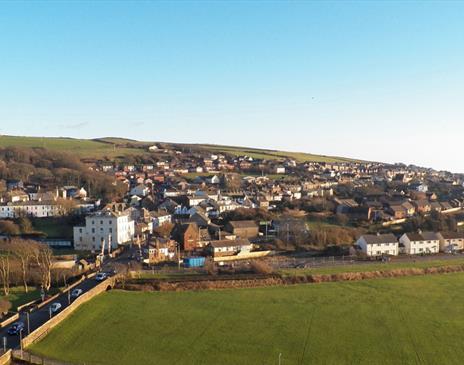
[
  {"left": 26, "top": 312, "right": 30, "bottom": 335},
  {"left": 279, "top": 353, "right": 282, "bottom": 365}
]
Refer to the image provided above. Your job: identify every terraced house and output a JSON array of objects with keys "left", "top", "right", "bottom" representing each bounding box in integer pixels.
[
  {"left": 356, "top": 233, "right": 399, "bottom": 257},
  {"left": 399, "top": 231, "right": 440, "bottom": 255}
]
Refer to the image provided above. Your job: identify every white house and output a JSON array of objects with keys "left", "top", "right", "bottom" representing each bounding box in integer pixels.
[
  {"left": 356, "top": 233, "right": 398, "bottom": 257},
  {"left": 399, "top": 231, "right": 440, "bottom": 255},
  {"left": 0, "top": 201, "right": 63, "bottom": 218},
  {"left": 151, "top": 210, "right": 172, "bottom": 227},
  {"left": 130, "top": 184, "right": 149, "bottom": 197},
  {"left": 73, "top": 209, "right": 135, "bottom": 251},
  {"left": 438, "top": 232, "right": 464, "bottom": 253}
]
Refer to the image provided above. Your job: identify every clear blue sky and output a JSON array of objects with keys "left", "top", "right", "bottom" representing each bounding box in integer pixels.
[{"left": 0, "top": 1, "right": 463, "bottom": 172}]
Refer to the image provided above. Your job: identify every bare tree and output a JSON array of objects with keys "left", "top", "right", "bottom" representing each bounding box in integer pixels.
[
  {"left": 37, "top": 244, "right": 53, "bottom": 291},
  {"left": 0, "top": 247, "right": 11, "bottom": 296},
  {"left": 0, "top": 298, "right": 12, "bottom": 318},
  {"left": 10, "top": 239, "right": 39, "bottom": 293}
]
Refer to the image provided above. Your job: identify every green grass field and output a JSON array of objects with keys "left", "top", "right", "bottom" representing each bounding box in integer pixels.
[
  {"left": 30, "top": 273, "right": 464, "bottom": 365},
  {"left": 195, "top": 144, "right": 362, "bottom": 163},
  {"left": 280, "top": 257, "right": 464, "bottom": 276},
  {"left": 0, "top": 135, "right": 362, "bottom": 163},
  {"left": 5, "top": 287, "right": 41, "bottom": 311},
  {"left": 0, "top": 135, "right": 147, "bottom": 159}
]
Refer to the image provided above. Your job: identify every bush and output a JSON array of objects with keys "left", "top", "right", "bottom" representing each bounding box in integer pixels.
[{"left": 250, "top": 260, "right": 274, "bottom": 275}]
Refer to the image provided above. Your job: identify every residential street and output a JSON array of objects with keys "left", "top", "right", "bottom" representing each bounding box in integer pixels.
[{"left": 0, "top": 276, "right": 103, "bottom": 351}]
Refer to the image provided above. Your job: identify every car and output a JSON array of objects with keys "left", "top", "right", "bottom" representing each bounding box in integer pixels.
[
  {"left": 8, "top": 322, "right": 25, "bottom": 336},
  {"left": 70, "top": 288, "right": 83, "bottom": 299},
  {"left": 95, "top": 272, "right": 108, "bottom": 281},
  {"left": 50, "top": 302, "right": 62, "bottom": 314}
]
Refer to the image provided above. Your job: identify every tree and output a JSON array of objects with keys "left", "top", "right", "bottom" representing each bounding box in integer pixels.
[
  {"left": 0, "top": 298, "right": 12, "bottom": 318},
  {"left": 18, "top": 217, "right": 33, "bottom": 234},
  {"left": 10, "top": 238, "right": 39, "bottom": 293},
  {"left": 153, "top": 222, "right": 174, "bottom": 238},
  {"left": 0, "top": 220, "right": 20, "bottom": 235},
  {"left": 0, "top": 244, "right": 11, "bottom": 296},
  {"left": 37, "top": 244, "right": 53, "bottom": 291}
]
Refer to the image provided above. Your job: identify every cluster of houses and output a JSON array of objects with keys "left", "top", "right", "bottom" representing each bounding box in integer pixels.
[
  {"left": 357, "top": 230, "right": 464, "bottom": 257},
  {"left": 0, "top": 179, "right": 96, "bottom": 218}
]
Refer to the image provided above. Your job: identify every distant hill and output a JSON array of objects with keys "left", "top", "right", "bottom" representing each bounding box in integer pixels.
[{"left": 0, "top": 135, "right": 362, "bottom": 163}]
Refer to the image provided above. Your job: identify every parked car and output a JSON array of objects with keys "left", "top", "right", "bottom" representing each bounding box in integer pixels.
[
  {"left": 50, "top": 302, "right": 62, "bottom": 314},
  {"left": 71, "top": 288, "right": 83, "bottom": 299},
  {"left": 8, "top": 322, "right": 25, "bottom": 336},
  {"left": 95, "top": 272, "right": 108, "bottom": 281}
]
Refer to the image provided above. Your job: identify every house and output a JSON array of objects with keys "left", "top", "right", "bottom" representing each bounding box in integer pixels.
[
  {"left": 73, "top": 208, "right": 135, "bottom": 252},
  {"left": 151, "top": 210, "right": 172, "bottom": 227},
  {"left": 172, "top": 222, "right": 200, "bottom": 251},
  {"left": 143, "top": 238, "right": 175, "bottom": 263},
  {"left": 0, "top": 201, "right": 63, "bottom": 218},
  {"left": 413, "top": 200, "right": 432, "bottom": 214},
  {"left": 275, "top": 166, "right": 286, "bottom": 174},
  {"left": 225, "top": 220, "right": 259, "bottom": 239},
  {"left": 388, "top": 205, "right": 408, "bottom": 219},
  {"left": 356, "top": 234, "right": 398, "bottom": 257},
  {"left": 207, "top": 238, "right": 253, "bottom": 258},
  {"left": 438, "top": 232, "right": 464, "bottom": 252},
  {"left": 399, "top": 231, "right": 440, "bottom": 255},
  {"left": 130, "top": 184, "right": 149, "bottom": 197},
  {"left": 401, "top": 201, "right": 416, "bottom": 216}
]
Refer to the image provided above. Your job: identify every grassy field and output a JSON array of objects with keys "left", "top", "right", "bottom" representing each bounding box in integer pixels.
[
  {"left": 0, "top": 135, "right": 362, "bottom": 163},
  {"left": 280, "top": 256, "right": 464, "bottom": 276},
  {"left": 30, "top": 273, "right": 464, "bottom": 365},
  {"left": 195, "top": 144, "right": 362, "bottom": 163},
  {"left": 4, "top": 287, "right": 41, "bottom": 311},
  {"left": 0, "top": 135, "right": 147, "bottom": 159}
]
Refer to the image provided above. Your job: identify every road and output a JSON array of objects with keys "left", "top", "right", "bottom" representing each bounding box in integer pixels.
[{"left": 0, "top": 276, "right": 103, "bottom": 351}]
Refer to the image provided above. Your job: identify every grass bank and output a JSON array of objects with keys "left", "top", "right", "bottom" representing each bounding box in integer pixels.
[{"left": 30, "top": 272, "right": 464, "bottom": 365}]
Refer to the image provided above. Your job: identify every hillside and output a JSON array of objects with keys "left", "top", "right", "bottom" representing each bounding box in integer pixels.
[{"left": 0, "top": 135, "right": 361, "bottom": 163}]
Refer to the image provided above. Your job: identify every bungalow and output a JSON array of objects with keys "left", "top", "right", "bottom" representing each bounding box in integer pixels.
[
  {"left": 207, "top": 238, "right": 253, "bottom": 258},
  {"left": 399, "top": 231, "right": 440, "bottom": 255},
  {"left": 356, "top": 234, "right": 398, "bottom": 257}
]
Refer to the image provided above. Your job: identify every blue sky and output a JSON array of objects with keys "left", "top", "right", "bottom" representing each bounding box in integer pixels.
[{"left": 0, "top": 1, "right": 463, "bottom": 172}]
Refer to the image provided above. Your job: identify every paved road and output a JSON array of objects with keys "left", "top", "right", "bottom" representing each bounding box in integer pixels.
[{"left": 0, "top": 276, "right": 103, "bottom": 350}]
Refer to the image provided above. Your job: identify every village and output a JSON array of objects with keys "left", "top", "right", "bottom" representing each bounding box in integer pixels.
[{"left": 1, "top": 143, "right": 464, "bottom": 271}]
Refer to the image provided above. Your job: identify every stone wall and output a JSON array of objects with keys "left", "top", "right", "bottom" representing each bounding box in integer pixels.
[{"left": 22, "top": 277, "right": 115, "bottom": 348}]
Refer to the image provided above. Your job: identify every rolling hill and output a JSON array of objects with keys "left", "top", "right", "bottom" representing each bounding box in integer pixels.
[{"left": 0, "top": 135, "right": 362, "bottom": 163}]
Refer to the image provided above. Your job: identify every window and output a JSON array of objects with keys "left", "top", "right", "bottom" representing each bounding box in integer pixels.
[{"left": 92, "top": 228, "right": 95, "bottom": 233}]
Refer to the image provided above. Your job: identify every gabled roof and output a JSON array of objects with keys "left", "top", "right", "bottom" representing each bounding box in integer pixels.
[
  {"left": 228, "top": 220, "right": 258, "bottom": 229},
  {"left": 209, "top": 239, "right": 251, "bottom": 248},
  {"left": 361, "top": 233, "right": 397, "bottom": 245},
  {"left": 404, "top": 232, "right": 440, "bottom": 242}
]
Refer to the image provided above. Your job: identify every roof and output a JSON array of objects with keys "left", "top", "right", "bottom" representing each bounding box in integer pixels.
[
  {"left": 361, "top": 233, "right": 397, "bottom": 245},
  {"left": 441, "top": 232, "right": 464, "bottom": 240},
  {"left": 209, "top": 239, "right": 251, "bottom": 248},
  {"left": 404, "top": 232, "right": 440, "bottom": 242},
  {"left": 228, "top": 220, "right": 258, "bottom": 229}
]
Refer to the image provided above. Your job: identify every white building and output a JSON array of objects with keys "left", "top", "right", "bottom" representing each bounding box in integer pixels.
[
  {"left": 73, "top": 209, "right": 135, "bottom": 251},
  {"left": 399, "top": 231, "right": 440, "bottom": 255},
  {"left": 0, "top": 201, "right": 63, "bottom": 218},
  {"left": 356, "top": 233, "right": 398, "bottom": 257},
  {"left": 438, "top": 232, "right": 464, "bottom": 252},
  {"left": 130, "top": 184, "right": 149, "bottom": 197}
]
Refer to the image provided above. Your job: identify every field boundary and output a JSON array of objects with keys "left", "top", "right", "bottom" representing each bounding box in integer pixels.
[
  {"left": 121, "top": 264, "right": 464, "bottom": 292},
  {"left": 22, "top": 277, "right": 116, "bottom": 349}
]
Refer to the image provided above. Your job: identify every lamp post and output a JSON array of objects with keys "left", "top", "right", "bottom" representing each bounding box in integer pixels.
[{"left": 26, "top": 312, "right": 30, "bottom": 335}]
